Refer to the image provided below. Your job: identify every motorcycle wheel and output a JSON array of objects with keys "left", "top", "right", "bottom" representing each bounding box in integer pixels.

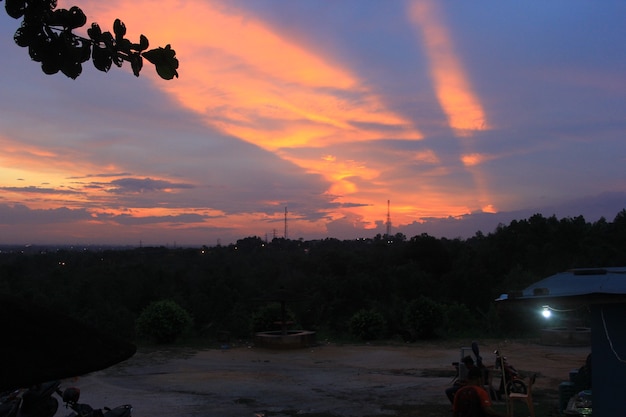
[
  {"left": 39, "top": 397, "right": 59, "bottom": 417},
  {"left": 21, "top": 397, "right": 58, "bottom": 417},
  {"left": 507, "top": 380, "right": 527, "bottom": 395}
]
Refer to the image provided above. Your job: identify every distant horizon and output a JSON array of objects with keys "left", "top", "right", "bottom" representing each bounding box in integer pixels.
[
  {"left": 2, "top": 1, "right": 625, "bottom": 248},
  {"left": 1, "top": 192, "right": 623, "bottom": 248}
]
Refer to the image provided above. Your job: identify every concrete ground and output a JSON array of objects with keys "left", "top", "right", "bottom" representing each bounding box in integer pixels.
[{"left": 53, "top": 340, "right": 589, "bottom": 417}]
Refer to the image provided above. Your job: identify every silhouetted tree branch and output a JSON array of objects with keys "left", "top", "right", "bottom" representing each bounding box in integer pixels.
[{"left": 3, "top": 0, "right": 179, "bottom": 79}]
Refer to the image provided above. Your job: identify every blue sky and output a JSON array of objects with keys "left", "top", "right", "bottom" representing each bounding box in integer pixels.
[{"left": 1, "top": 0, "right": 625, "bottom": 246}]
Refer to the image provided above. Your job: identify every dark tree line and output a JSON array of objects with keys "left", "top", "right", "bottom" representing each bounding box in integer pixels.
[{"left": 1, "top": 210, "right": 625, "bottom": 343}]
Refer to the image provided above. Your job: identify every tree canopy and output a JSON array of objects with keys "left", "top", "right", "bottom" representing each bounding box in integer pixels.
[
  {"left": 2, "top": 211, "right": 624, "bottom": 343},
  {"left": 3, "top": 0, "right": 179, "bottom": 79}
]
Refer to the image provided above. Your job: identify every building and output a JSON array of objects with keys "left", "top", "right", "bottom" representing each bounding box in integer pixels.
[{"left": 497, "top": 267, "right": 626, "bottom": 416}]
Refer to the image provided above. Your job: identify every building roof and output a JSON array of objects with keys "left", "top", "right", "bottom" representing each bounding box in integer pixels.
[{"left": 497, "top": 267, "right": 626, "bottom": 303}]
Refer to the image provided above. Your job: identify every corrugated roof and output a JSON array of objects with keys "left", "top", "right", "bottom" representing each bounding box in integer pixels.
[{"left": 497, "top": 267, "right": 626, "bottom": 301}]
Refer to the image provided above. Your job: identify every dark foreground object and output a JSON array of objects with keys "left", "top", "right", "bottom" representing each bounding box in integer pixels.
[
  {"left": 0, "top": 294, "right": 136, "bottom": 391},
  {"left": 254, "top": 330, "right": 317, "bottom": 349}
]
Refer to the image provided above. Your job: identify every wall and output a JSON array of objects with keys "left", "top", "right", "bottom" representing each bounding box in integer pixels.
[{"left": 591, "top": 303, "right": 626, "bottom": 416}]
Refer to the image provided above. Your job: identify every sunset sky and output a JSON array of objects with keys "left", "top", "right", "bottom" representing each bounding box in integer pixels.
[{"left": 1, "top": 0, "right": 625, "bottom": 246}]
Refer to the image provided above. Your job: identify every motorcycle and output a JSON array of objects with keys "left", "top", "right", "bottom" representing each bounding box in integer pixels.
[
  {"left": 0, "top": 381, "right": 60, "bottom": 417},
  {"left": 57, "top": 386, "right": 132, "bottom": 417},
  {"left": 494, "top": 350, "right": 527, "bottom": 395},
  {"left": 0, "top": 381, "right": 132, "bottom": 417},
  {"left": 447, "top": 341, "right": 499, "bottom": 403},
  {"left": 451, "top": 341, "right": 486, "bottom": 382}
]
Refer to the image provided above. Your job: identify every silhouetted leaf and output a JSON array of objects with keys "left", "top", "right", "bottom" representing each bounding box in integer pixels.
[
  {"left": 5, "top": 0, "right": 26, "bottom": 19},
  {"left": 117, "top": 37, "right": 131, "bottom": 53},
  {"left": 41, "top": 59, "right": 60, "bottom": 74},
  {"left": 87, "top": 22, "right": 102, "bottom": 40},
  {"left": 76, "top": 38, "right": 91, "bottom": 63},
  {"left": 92, "top": 45, "right": 112, "bottom": 72},
  {"left": 61, "top": 60, "right": 81, "bottom": 79},
  {"left": 67, "top": 6, "right": 86, "bottom": 29},
  {"left": 129, "top": 52, "right": 143, "bottom": 77},
  {"left": 5, "top": 1, "right": 178, "bottom": 80},
  {"left": 13, "top": 23, "right": 36, "bottom": 47},
  {"left": 138, "top": 34, "right": 149, "bottom": 51},
  {"left": 143, "top": 44, "right": 179, "bottom": 80},
  {"left": 113, "top": 18, "right": 126, "bottom": 40}
]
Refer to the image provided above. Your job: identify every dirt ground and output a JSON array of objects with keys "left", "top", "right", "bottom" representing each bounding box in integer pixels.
[{"left": 54, "top": 339, "right": 590, "bottom": 417}]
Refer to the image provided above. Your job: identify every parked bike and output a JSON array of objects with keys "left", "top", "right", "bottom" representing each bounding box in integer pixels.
[
  {"left": 0, "top": 381, "right": 60, "bottom": 417},
  {"left": 0, "top": 381, "right": 132, "bottom": 417},
  {"left": 57, "top": 386, "right": 132, "bottom": 417},
  {"left": 494, "top": 350, "right": 527, "bottom": 395}
]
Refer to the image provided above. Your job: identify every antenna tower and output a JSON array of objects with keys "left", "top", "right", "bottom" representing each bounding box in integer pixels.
[
  {"left": 284, "top": 206, "right": 288, "bottom": 239},
  {"left": 386, "top": 200, "right": 391, "bottom": 237}
]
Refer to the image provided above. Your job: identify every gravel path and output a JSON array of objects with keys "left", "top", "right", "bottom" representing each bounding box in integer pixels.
[{"left": 52, "top": 341, "right": 589, "bottom": 417}]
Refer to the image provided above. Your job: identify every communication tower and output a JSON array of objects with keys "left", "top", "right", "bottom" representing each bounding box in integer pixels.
[
  {"left": 386, "top": 200, "right": 391, "bottom": 238},
  {"left": 284, "top": 206, "right": 288, "bottom": 239}
]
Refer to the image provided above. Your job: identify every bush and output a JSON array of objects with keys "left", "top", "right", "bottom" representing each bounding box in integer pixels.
[
  {"left": 136, "top": 300, "right": 192, "bottom": 343},
  {"left": 441, "top": 302, "right": 480, "bottom": 337},
  {"left": 349, "top": 309, "right": 386, "bottom": 341},
  {"left": 250, "top": 303, "right": 296, "bottom": 333},
  {"left": 404, "top": 296, "right": 444, "bottom": 339}
]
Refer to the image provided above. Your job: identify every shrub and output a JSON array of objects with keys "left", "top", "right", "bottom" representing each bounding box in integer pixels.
[
  {"left": 349, "top": 309, "right": 386, "bottom": 341},
  {"left": 404, "top": 296, "right": 444, "bottom": 339},
  {"left": 441, "top": 302, "right": 480, "bottom": 337},
  {"left": 250, "top": 303, "right": 296, "bottom": 333},
  {"left": 136, "top": 300, "right": 192, "bottom": 343}
]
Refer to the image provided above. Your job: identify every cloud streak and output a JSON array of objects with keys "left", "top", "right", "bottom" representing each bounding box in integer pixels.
[
  {"left": 408, "top": 0, "right": 488, "bottom": 135},
  {"left": 107, "top": 178, "right": 195, "bottom": 194},
  {"left": 0, "top": 0, "right": 625, "bottom": 245}
]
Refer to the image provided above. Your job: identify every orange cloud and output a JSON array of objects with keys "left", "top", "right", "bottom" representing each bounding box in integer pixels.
[
  {"left": 409, "top": 0, "right": 488, "bottom": 134},
  {"left": 84, "top": 0, "right": 422, "bottom": 147},
  {"left": 482, "top": 204, "right": 497, "bottom": 214},
  {"left": 46, "top": 1, "right": 498, "bottom": 238},
  {"left": 72, "top": 0, "right": 430, "bottom": 228},
  {"left": 0, "top": 136, "right": 90, "bottom": 196},
  {"left": 460, "top": 152, "right": 498, "bottom": 167},
  {"left": 406, "top": 0, "right": 497, "bottom": 222},
  {"left": 413, "top": 150, "right": 440, "bottom": 164}
]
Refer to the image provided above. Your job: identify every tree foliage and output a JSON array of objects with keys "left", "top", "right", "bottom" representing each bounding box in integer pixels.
[
  {"left": 404, "top": 296, "right": 444, "bottom": 339},
  {"left": 250, "top": 302, "right": 296, "bottom": 334},
  {"left": 3, "top": 0, "right": 178, "bottom": 79},
  {"left": 136, "top": 299, "right": 192, "bottom": 343},
  {"left": 1, "top": 211, "right": 626, "bottom": 343},
  {"left": 349, "top": 309, "right": 386, "bottom": 341}
]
